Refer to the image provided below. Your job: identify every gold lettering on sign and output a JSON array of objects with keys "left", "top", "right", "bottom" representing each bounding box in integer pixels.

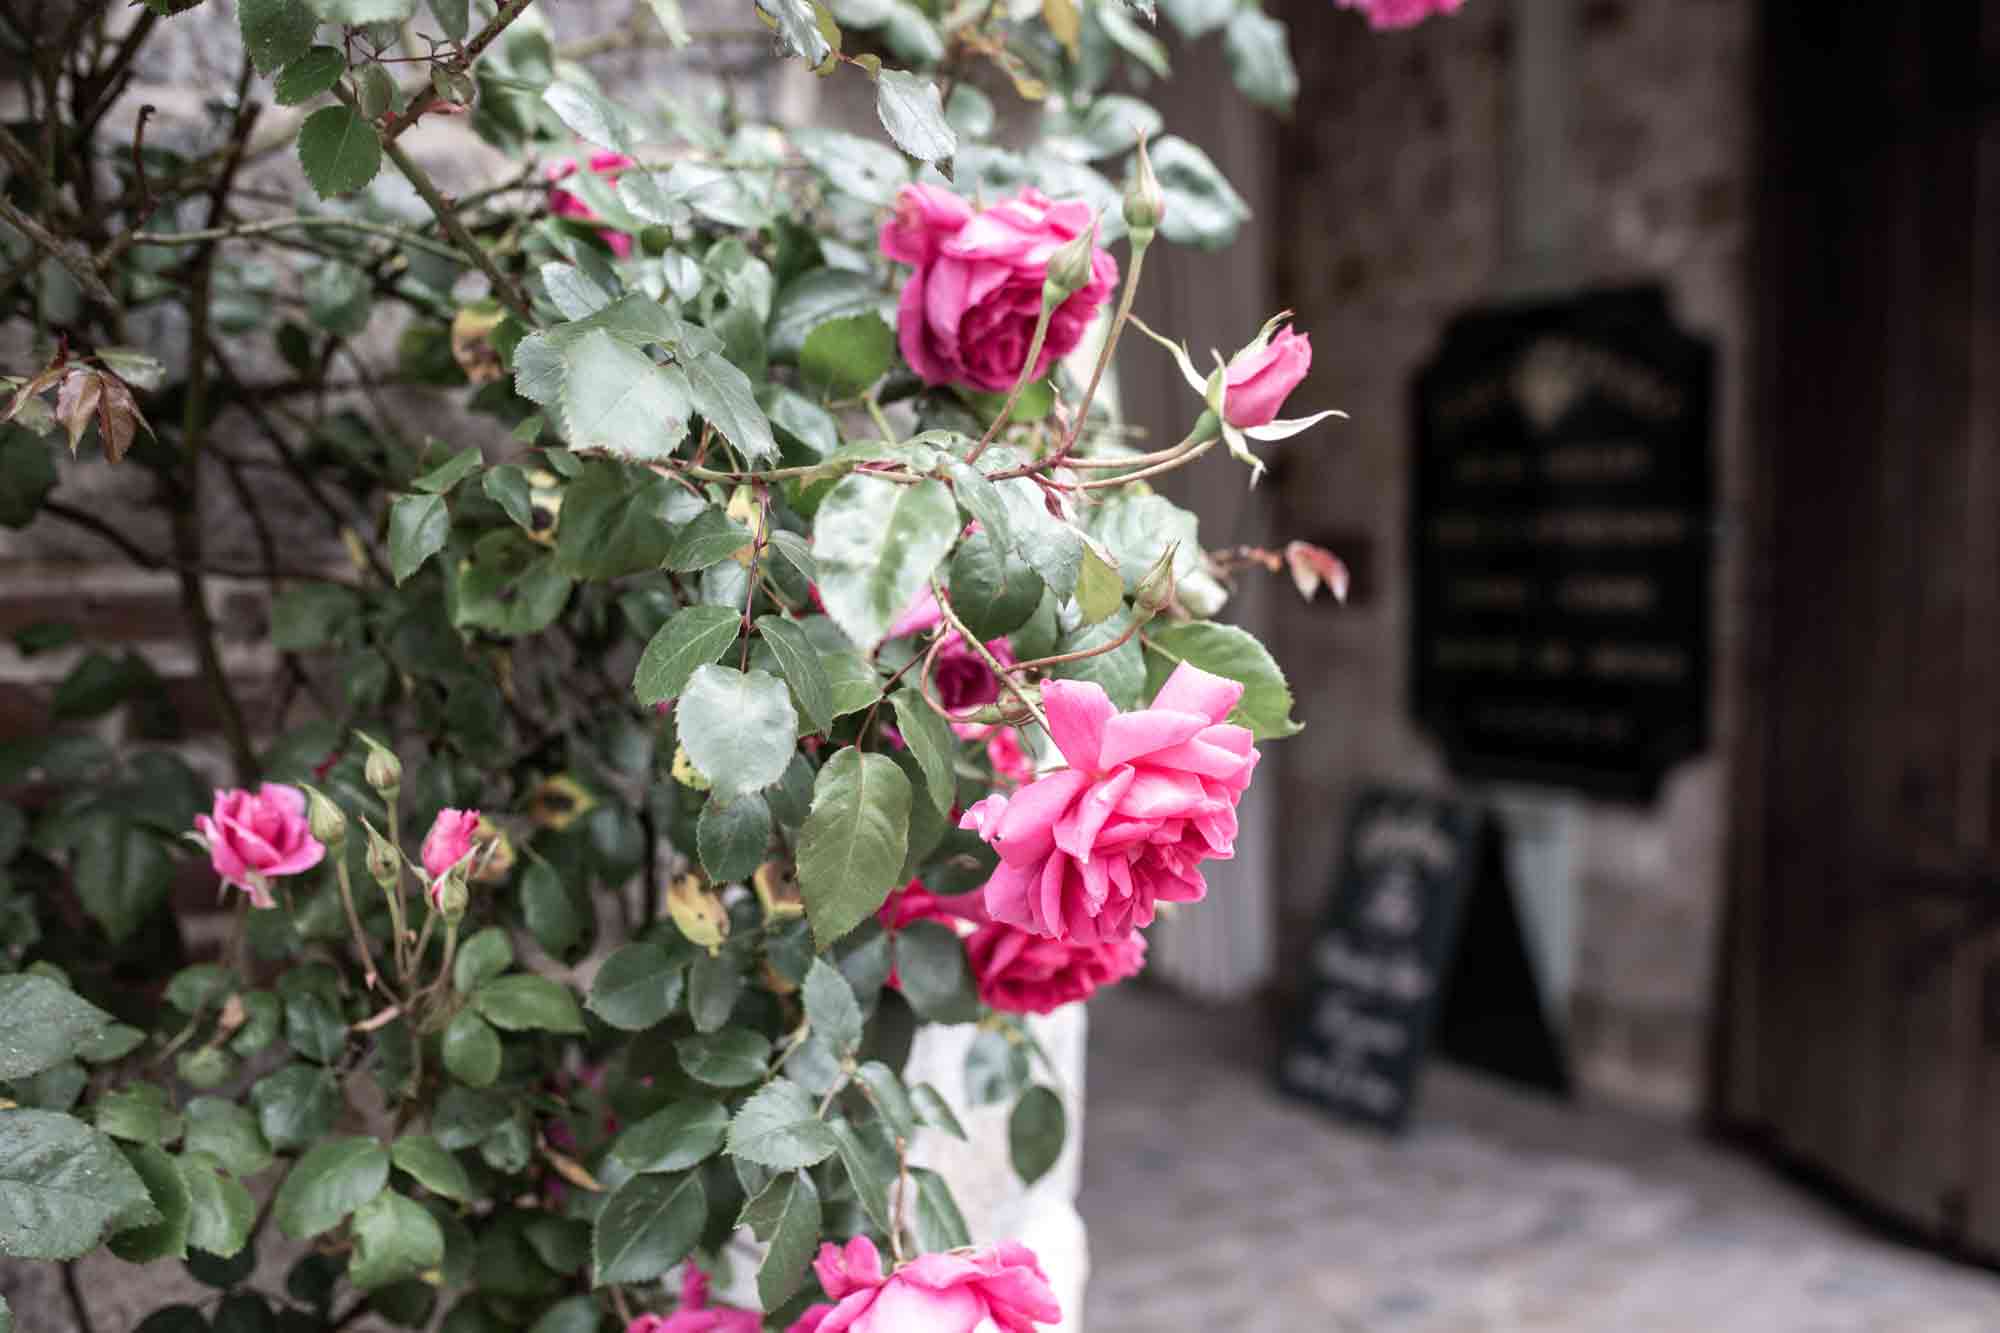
[
  {"left": 1432, "top": 509, "right": 1689, "bottom": 548},
  {"left": 1449, "top": 577, "right": 1529, "bottom": 610},
  {"left": 1512, "top": 336, "right": 1685, "bottom": 427},
  {"left": 1542, "top": 441, "right": 1652, "bottom": 482},
  {"left": 1558, "top": 576, "right": 1656, "bottom": 613},
  {"left": 1588, "top": 643, "right": 1687, "bottom": 682},
  {"left": 1453, "top": 452, "right": 1526, "bottom": 484},
  {"left": 1434, "top": 637, "right": 1521, "bottom": 671}
]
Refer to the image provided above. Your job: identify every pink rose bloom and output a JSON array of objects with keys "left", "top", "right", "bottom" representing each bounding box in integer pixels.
[
  {"left": 1336, "top": 0, "right": 1465, "bottom": 29},
  {"left": 785, "top": 1309, "right": 833, "bottom": 1333},
  {"left": 967, "top": 921, "right": 1147, "bottom": 1014},
  {"left": 958, "top": 663, "right": 1258, "bottom": 943},
  {"left": 420, "top": 808, "right": 481, "bottom": 885},
  {"left": 1223, "top": 327, "right": 1312, "bottom": 429},
  {"left": 890, "top": 588, "right": 1015, "bottom": 714},
  {"left": 627, "top": 1268, "right": 761, "bottom": 1333},
  {"left": 808, "top": 1235, "right": 1061, "bottom": 1333},
  {"left": 194, "top": 785, "right": 325, "bottom": 909},
  {"left": 881, "top": 184, "right": 1118, "bottom": 394},
  {"left": 547, "top": 151, "right": 637, "bottom": 258}
]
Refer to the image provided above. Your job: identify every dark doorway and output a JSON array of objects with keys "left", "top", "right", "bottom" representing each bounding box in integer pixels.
[{"left": 1718, "top": 0, "right": 2000, "bottom": 1257}]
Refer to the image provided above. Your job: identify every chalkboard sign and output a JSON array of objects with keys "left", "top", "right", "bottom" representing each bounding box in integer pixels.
[
  {"left": 1278, "top": 787, "right": 1484, "bottom": 1130},
  {"left": 1412, "top": 286, "right": 1714, "bottom": 800}
]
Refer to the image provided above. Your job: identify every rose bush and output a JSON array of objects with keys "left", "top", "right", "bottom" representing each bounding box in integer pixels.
[{"left": 0, "top": 0, "right": 1454, "bottom": 1328}]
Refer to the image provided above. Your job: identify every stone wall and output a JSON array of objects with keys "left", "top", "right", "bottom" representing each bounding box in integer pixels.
[{"left": 1269, "top": 0, "right": 1753, "bottom": 1117}]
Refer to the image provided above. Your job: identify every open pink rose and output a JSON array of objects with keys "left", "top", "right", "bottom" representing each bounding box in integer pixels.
[
  {"left": 784, "top": 1308, "right": 833, "bottom": 1333},
  {"left": 807, "top": 1235, "right": 1061, "bottom": 1333},
  {"left": 194, "top": 784, "right": 324, "bottom": 909},
  {"left": 967, "top": 921, "right": 1147, "bottom": 1014},
  {"left": 959, "top": 663, "right": 1258, "bottom": 943},
  {"left": 1336, "top": 0, "right": 1464, "bottom": 28},
  {"left": 547, "top": 151, "right": 637, "bottom": 257},
  {"left": 889, "top": 587, "right": 1015, "bottom": 713},
  {"left": 420, "top": 807, "right": 481, "bottom": 907},
  {"left": 881, "top": 184, "right": 1118, "bottom": 394},
  {"left": 1223, "top": 326, "right": 1312, "bottom": 429}
]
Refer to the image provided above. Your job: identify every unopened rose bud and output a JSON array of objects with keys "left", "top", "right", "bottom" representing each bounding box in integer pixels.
[
  {"left": 1042, "top": 218, "right": 1100, "bottom": 305},
  {"left": 1134, "top": 542, "right": 1179, "bottom": 617},
  {"left": 1123, "top": 136, "right": 1164, "bottom": 249},
  {"left": 364, "top": 823, "right": 400, "bottom": 890},
  {"left": 357, "top": 731, "right": 402, "bottom": 799},
  {"left": 666, "top": 873, "right": 729, "bottom": 952},
  {"left": 301, "top": 785, "right": 349, "bottom": 848},
  {"left": 431, "top": 867, "right": 470, "bottom": 922}
]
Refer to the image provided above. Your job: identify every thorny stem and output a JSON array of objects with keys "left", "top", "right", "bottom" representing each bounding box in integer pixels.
[
  {"left": 334, "top": 857, "right": 381, "bottom": 991},
  {"left": 931, "top": 573, "right": 1049, "bottom": 735},
  {"left": 1005, "top": 610, "right": 1147, "bottom": 673},
  {"left": 863, "top": 390, "right": 899, "bottom": 445},
  {"left": 376, "top": 0, "right": 539, "bottom": 143},
  {"left": 129, "top": 214, "right": 469, "bottom": 264},
  {"left": 1055, "top": 243, "right": 1147, "bottom": 460},
  {"left": 966, "top": 299, "right": 1057, "bottom": 464},
  {"left": 1076, "top": 433, "right": 1218, "bottom": 490}
]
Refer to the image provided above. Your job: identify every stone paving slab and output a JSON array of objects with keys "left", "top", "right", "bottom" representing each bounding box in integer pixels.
[{"left": 1078, "top": 985, "right": 2000, "bottom": 1332}]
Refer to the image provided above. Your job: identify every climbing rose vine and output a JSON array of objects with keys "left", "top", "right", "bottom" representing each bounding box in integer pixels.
[{"left": 0, "top": 0, "right": 1458, "bottom": 1329}]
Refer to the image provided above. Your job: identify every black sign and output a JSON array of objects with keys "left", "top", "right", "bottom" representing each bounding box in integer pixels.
[
  {"left": 1412, "top": 286, "right": 1714, "bottom": 800},
  {"left": 1278, "top": 787, "right": 1483, "bottom": 1131}
]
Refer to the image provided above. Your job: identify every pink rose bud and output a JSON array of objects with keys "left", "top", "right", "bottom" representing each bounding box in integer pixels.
[
  {"left": 1336, "top": 0, "right": 1465, "bottom": 28},
  {"left": 958, "top": 662, "right": 1259, "bottom": 943},
  {"left": 421, "top": 808, "right": 482, "bottom": 883},
  {"left": 807, "top": 1234, "right": 1061, "bottom": 1332},
  {"left": 1123, "top": 134, "right": 1164, "bottom": 238},
  {"left": 880, "top": 184, "right": 1119, "bottom": 394},
  {"left": 1222, "top": 326, "right": 1312, "bottom": 430},
  {"left": 967, "top": 920, "right": 1147, "bottom": 1014},
  {"left": 194, "top": 785, "right": 326, "bottom": 909}
]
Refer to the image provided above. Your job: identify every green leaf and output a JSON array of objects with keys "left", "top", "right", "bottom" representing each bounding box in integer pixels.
[
  {"left": 251, "top": 1065, "right": 339, "bottom": 1152},
  {"left": 769, "top": 269, "right": 889, "bottom": 362},
  {"left": 796, "top": 748, "right": 911, "bottom": 947},
  {"left": 828, "top": 1119, "right": 893, "bottom": 1232},
  {"left": 675, "top": 1028, "right": 771, "bottom": 1087},
  {"left": 896, "top": 919, "right": 978, "bottom": 1022},
  {"left": 391, "top": 1135, "right": 471, "bottom": 1202},
  {"left": 800, "top": 313, "right": 895, "bottom": 397},
  {"left": 727, "top": 1079, "right": 839, "bottom": 1169},
  {"left": 910, "top": 1082, "right": 968, "bottom": 1140},
  {"left": 754, "top": 615, "right": 834, "bottom": 734},
  {"left": 1149, "top": 135, "right": 1251, "bottom": 250},
  {"left": 349, "top": 1190, "right": 445, "bottom": 1290},
  {"left": 239, "top": 0, "right": 316, "bottom": 74},
  {"left": 520, "top": 860, "right": 583, "bottom": 957},
  {"left": 744, "top": 1171, "right": 820, "bottom": 1310},
  {"left": 0, "top": 1110, "right": 154, "bottom": 1259},
  {"left": 679, "top": 665, "right": 798, "bottom": 799},
  {"left": 441, "top": 1011, "right": 503, "bottom": 1088},
  {"left": 889, "top": 689, "right": 958, "bottom": 813},
  {"left": 812, "top": 475, "right": 957, "bottom": 651},
  {"left": 1051, "top": 609, "right": 1146, "bottom": 710},
  {"left": 685, "top": 352, "right": 777, "bottom": 463},
  {"left": 754, "top": 0, "right": 832, "bottom": 64},
  {"left": 274, "top": 46, "right": 345, "bottom": 104},
  {"left": 875, "top": 69, "right": 957, "bottom": 171},
  {"left": 388, "top": 492, "right": 449, "bottom": 585},
  {"left": 184, "top": 1098, "right": 274, "bottom": 1177},
  {"left": 108, "top": 1142, "right": 191, "bottom": 1262},
  {"left": 698, "top": 792, "right": 772, "bottom": 882},
  {"left": 451, "top": 927, "right": 514, "bottom": 995},
  {"left": 1223, "top": 8, "right": 1297, "bottom": 111},
  {"left": 412, "top": 445, "right": 483, "bottom": 494},
  {"left": 284, "top": 991, "right": 345, "bottom": 1066},
  {"left": 79, "top": 1023, "right": 145, "bottom": 1065},
  {"left": 432, "top": 1087, "right": 508, "bottom": 1150},
  {"left": 634, "top": 605, "right": 740, "bottom": 707},
  {"left": 910, "top": 1166, "right": 970, "bottom": 1252},
  {"left": 73, "top": 812, "right": 170, "bottom": 945},
  {"left": 274, "top": 1137, "right": 389, "bottom": 1240},
  {"left": 792, "top": 128, "right": 912, "bottom": 208},
  {"left": 555, "top": 465, "right": 698, "bottom": 579},
  {"left": 592, "top": 1171, "right": 705, "bottom": 1285},
  {"left": 1008, "top": 1085, "right": 1065, "bottom": 1185},
  {"left": 179, "top": 1154, "right": 255, "bottom": 1259},
  {"left": 542, "top": 262, "right": 610, "bottom": 321},
  {"left": 1074, "top": 539, "right": 1123, "bottom": 627},
  {"left": 543, "top": 82, "right": 635, "bottom": 154},
  {"left": 586, "top": 941, "right": 686, "bottom": 1032},
  {"left": 429, "top": 0, "right": 468, "bottom": 39},
  {"left": 1142, "top": 619, "right": 1301, "bottom": 738},
  {"left": 270, "top": 582, "right": 359, "bottom": 650},
  {"left": 297, "top": 106, "right": 382, "bottom": 199},
  {"left": 664, "top": 506, "right": 752, "bottom": 573},
  {"left": 686, "top": 953, "right": 743, "bottom": 1033},
  {"left": 472, "top": 975, "right": 585, "bottom": 1034},
  {"left": 0, "top": 974, "right": 110, "bottom": 1080},
  {"left": 851, "top": 1060, "right": 916, "bottom": 1140},
  {"left": 801, "top": 616, "right": 881, "bottom": 719},
  {"left": 0, "top": 428, "right": 57, "bottom": 529},
  {"left": 802, "top": 958, "right": 863, "bottom": 1054},
  {"left": 95, "top": 1085, "right": 180, "bottom": 1146},
  {"left": 965, "top": 1029, "right": 1029, "bottom": 1106},
  {"left": 610, "top": 1099, "right": 729, "bottom": 1175},
  {"left": 559, "top": 332, "right": 693, "bottom": 462}
]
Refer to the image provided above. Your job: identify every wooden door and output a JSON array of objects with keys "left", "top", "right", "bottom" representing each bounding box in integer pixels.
[{"left": 1720, "top": 0, "right": 2000, "bottom": 1255}]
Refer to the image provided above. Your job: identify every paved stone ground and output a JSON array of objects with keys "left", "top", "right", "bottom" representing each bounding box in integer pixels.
[{"left": 1078, "top": 984, "right": 2000, "bottom": 1333}]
